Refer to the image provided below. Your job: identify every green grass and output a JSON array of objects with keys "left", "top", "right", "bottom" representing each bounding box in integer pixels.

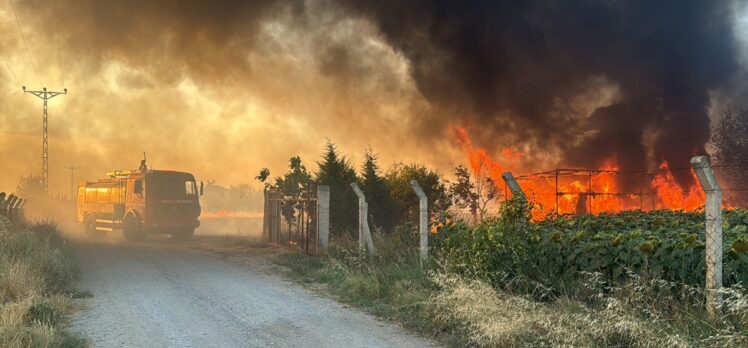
[
  {"left": 275, "top": 225, "right": 467, "bottom": 346},
  {"left": 0, "top": 219, "right": 86, "bottom": 348}
]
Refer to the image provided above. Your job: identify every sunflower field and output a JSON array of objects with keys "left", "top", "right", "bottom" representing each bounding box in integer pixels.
[{"left": 434, "top": 204, "right": 748, "bottom": 289}]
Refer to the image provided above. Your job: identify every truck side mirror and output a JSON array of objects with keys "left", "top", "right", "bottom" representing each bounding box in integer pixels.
[
  {"left": 199, "top": 181, "right": 204, "bottom": 196},
  {"left": 134, "top": 180, "right": 143, "bottom": 194}
]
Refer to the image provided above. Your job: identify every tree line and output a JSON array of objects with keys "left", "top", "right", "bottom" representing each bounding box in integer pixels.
[{"left": 256, "top": 141, "right": 473, "bottom": 237}]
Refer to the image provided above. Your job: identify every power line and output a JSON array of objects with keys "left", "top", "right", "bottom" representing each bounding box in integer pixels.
[
  {"left": 0, "top": 55, "right": 37, "bottom": 191},
  {"left": 0, "top": 56, "right": 12, "bottom": 191},
  {"left": 54, "top": 0, "right": 64, "bottom": 86},
  {"left": 1, "top": 56, "right": 35, "bottom": 114},
  {"left": 1, "top": 55, "right": 21, "bottom": 84},
  {"left": 53, "top": 0, "right": 71, "bottom": 139},
  {"left": 9, "top": 0, "right": 41, "bottom": 86}
]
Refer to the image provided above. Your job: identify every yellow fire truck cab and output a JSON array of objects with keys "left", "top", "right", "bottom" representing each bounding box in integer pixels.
[{"left": 76, "top": 163, "right": 202, "bottom": 241}]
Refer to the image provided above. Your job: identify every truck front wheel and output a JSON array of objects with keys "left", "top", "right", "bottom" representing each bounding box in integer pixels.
[
  {"left": 123, "top": 216, "right": 144, "bottom": 242},
  {"left": 84, "top": 215, "right": 97, "bottom": 237}
]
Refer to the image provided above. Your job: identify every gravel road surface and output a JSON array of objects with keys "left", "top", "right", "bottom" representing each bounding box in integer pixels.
[{"left": 70, "top": 237, "right": 433, "bottom": 347}]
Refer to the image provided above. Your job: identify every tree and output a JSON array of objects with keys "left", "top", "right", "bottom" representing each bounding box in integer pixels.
[
  {"left": 449, "top": 164, "right": 498, "bottom": 223},
  {"left": 16, "top": 175, "right": 46, "bottom": 199},
  {"left": 360, "top": 148, "right": 396, "bottom": 231},
  {"left": 712, "top": 107, "right": 748, "bottom": 204},
  {"left": 316, "top": 141, "right": 359, "bottom": 236},
  {"left": 275, "top": 156, "right": 313, "bottom": 228},
  {"left": 384, "top": 163, "right": 451, "bottom": 226},
  {"left": 255, "top": 168, "right": 271, "bottom": 188},
  {"left": 450, "top": 165, "right": 480, "bottom": 221}
]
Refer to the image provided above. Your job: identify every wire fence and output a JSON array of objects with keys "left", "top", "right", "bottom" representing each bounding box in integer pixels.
[{"left": 505, "top": 162, "right": 748, "bottom": 217}]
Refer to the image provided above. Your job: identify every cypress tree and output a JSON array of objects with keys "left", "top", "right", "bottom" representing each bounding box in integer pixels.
[
  {"left": 316, "top": 141, "right": 359, "bottom": 236},
  {"left": 360, "top": 149, "right": 395, "bottom": 231}
]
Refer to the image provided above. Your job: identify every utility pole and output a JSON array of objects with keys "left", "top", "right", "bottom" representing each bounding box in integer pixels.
[
  {"left": 23, "top": 86, "right": 67, "bottom": 193},
  {"left": 64, "top": 165, "right": 79, "bottom": 199}
]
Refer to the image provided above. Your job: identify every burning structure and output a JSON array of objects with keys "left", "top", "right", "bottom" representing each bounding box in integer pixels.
[{"left": 451, "top": 125, "right": 741, "bottom": 220}]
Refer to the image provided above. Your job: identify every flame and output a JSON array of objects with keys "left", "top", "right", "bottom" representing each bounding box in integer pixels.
[
  {"left": 451, "top": 125, "right": 520, "bottom": 188},
  {"left": 451, "top": 125, "right": 709, "bottom": 220},
  {"left": 650, "top": 161, "right": 704, "bottom": 210},
  {"left": 201, "top": 210, "right": 264, "bottom": 219}
]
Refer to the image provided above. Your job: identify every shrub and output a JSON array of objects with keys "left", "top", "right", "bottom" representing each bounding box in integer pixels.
[
  {"left": 0, "top": 219, "right": 82, "bottom": 347},
  {"left": 437, "top": 204, "right": 748, "bottom": 291}
]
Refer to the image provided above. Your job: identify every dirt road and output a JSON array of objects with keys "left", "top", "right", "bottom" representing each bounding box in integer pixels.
[{"left": 70, "top": 236, "right": 433, "bottom": 347}]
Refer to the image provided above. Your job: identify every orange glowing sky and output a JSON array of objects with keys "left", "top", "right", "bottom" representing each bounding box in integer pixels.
[{"left": 0, "top": 0, "right": 467, "bottom": 195}]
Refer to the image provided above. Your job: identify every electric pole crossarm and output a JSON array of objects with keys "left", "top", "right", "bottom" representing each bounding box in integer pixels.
[{"left": 24, "top": 91, "right": 66, "bottom": 98}]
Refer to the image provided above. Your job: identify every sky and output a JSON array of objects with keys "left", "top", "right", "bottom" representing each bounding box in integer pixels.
[{"left": 1, "top": 0, "right": 748, "bottom": 196}]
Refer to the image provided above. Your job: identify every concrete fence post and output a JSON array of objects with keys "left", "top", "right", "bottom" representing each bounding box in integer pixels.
[
  {"left": 409, "top": 180, "right": 429, "bottom": 262},
  {"left": 9, "top": 196, "right": 19, "bottom": 223},
  {"left": 317, "top": 185, "right": 330, "bottom": 252},
  {"left": 262, "top": 188, "right": 270, "bottom": 241},
  {"left": 350, "top": 182, "right": 375, "bottom": 254},
  {"left": 6, "top": 195, "right": 17, "bottom": 218},
  {"left": 18, "top": 199, "right": 26, "bottom": 223},
  {"left": 501, "top": 172, "right": 528, "bottom": 233},
  {"left": 13, "top": 198, "right": 23, "bottom": 223},
  {"left": 501, "top": 172, "right": 526, "bottom": 198},
  {"left": 691, "top": 156, "right": 723, "bottom": 316}
]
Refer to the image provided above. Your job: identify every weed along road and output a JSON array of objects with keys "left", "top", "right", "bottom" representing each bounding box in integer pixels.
[{"left": 70, "top": 236, "right": 433, "bottom": 347}]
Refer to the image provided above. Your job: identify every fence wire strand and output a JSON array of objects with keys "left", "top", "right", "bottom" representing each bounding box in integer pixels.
[{"left": 508, "top": 164, "right": 748, "bottom": 215}]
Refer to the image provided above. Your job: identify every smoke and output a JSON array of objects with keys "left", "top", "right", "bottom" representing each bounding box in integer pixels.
[
  {"left": 343, "top": 0, "right": 742, "bottom": 187},
  {"left": 0, "top": 0, "right": 745, "bottom": 194},
  {"left": 0, "top": 0, "right": 446, "bottom": 194}
]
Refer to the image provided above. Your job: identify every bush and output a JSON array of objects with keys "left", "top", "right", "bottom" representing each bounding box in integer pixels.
[
  {"left": 384, "top": 163, "right": 451, "bottom": 227},
  {"left": 0, "top": 219, "right": 83, "bottom": 347},
  {"left": 437, "top": 203, "right": 748, "bottom": 291}
]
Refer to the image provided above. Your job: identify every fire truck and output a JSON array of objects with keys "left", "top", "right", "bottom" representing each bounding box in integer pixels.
[{"left": 76, "top": 161, "right": 202, "bottom": 241}]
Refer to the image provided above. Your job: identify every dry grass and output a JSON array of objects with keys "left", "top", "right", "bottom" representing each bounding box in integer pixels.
[
  {"left": 431, "top": 273, "right": 748, "bottom": 347},
  {"left": 279, "top": 228, "right": 748, "bottom": 347},
  {"left": 0, "top": 218, "right": 85, "bottom": 347}
]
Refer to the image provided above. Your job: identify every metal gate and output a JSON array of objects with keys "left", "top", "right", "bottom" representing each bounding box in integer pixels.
[{"left": 262, "top": 187, "right": 319, "bottom": 255}]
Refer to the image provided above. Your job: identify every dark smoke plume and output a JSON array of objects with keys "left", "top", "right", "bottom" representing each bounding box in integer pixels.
[{"left": 342, "top": 0, "right": 740, "bottom": 187}]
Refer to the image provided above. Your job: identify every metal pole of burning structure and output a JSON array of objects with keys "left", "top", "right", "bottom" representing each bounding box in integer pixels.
[
  {"left": 588, "top": 172, "right": 593, "bottom": 214},
  {"left": 262, "top": 189, "right": 269, "bottom": 240},
  {"left": 350, "top": 183, "right": 375, "bottom": 254},
  {"left": 410, "top": 180, "right": 429, "bottom": 262},
  {"left": 555, "top": 170, "right": 559, "bottom": 214},
  {"left": 690, "top": 156, "right": 722, "bottom": 316}
]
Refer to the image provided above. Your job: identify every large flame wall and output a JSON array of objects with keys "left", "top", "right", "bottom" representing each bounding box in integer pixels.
[{"left": 452, "top": 126, "right": 707, "bottom": 220}]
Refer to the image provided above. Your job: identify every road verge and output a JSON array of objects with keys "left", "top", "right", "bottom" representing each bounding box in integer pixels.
[{"left": 0, "top": 218, "right": 86, "bottom": 347}]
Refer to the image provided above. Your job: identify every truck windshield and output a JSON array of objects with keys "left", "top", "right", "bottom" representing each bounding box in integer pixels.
[{"left": 147, "top": 174, "right": 198, "bottom": 197}]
